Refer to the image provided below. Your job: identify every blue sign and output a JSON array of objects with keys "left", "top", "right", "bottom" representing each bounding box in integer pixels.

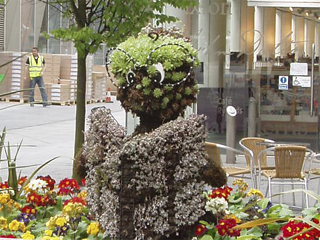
[{"left": 279, "top": 76, "right": 288, "bottom": 90}]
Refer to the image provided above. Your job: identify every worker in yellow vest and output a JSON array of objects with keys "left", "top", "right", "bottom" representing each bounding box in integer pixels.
[{"left": 25, "top": 47, "right": 48, "bottom": 107}]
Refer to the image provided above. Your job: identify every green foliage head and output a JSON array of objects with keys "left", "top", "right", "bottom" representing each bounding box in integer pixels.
[{"left": 109, "top": 25, "right": 200, "bottom": 123}]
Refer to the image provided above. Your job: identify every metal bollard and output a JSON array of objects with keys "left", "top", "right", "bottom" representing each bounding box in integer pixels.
[
  {"left": 248, "top": 97, "right": 257, "bottom": 137},
  {"left": 226, "top": 106, "right": 237, "bottom": 164}
]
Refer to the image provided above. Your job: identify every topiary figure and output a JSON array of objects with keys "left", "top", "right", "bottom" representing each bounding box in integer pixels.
[
  {"left": 84, "top": 25, "right": 227, "bottom": 240},
  {"left": 107, "top": 25, "right": 199, "bottom": 135}
]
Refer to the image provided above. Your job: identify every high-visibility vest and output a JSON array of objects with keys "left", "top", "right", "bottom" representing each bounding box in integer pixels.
[{"left": 28, "top": 55, "right": 43, "bottom": 78}]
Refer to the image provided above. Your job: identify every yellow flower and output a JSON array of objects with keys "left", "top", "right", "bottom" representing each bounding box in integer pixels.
[
  {"left": 232, "top": 178, "right": 244, "bottom": 186},
  {"left": 9, "top": 220, "right": 20, "bottom": 231},
  {"left": 55, "top": 217, "right": 67, "bottom": 227},
  {"left": 247, "top": 188, "right": 264, "bottom": 199},
  {"left": 87, "top": 222, "right": 100, "bottom": 236},
  {"left": 78, "top": 190, "right": 87, "bottom": 199},
  {"left": 0, "top": 194, "right": 10, "bottom": 204},
  {"left": 45, "top": 229, "right": 53, "bottom": 236},
  {"left": 224, "top": 214, "right": 241, "bottom": 224},
  {"left": 63, "top": 204, "right": 72, "bottom": 214},
  {"left": 19, "top": 221, "right": 26, "bottom": 232},
  {"left": 240, "top": 182, "right": 249, "bottom": 192},
  {"left": 22, "top": 230, "right": 35, "bottom": 239},
  {"left": 0, "top": 216, "right": 7, "bottom": 229},
  {"left": 41, "top": 237, "right": 51, "bottom": 240}
]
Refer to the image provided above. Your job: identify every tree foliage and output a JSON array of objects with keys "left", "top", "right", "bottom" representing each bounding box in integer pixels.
[{"left": 49, "top": 0, "right": 197, "bottom": 56}]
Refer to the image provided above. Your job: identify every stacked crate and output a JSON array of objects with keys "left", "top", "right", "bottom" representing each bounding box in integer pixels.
[
  {"left": 0, "top": 52, "right": 26, "bottom": 102},
  {"left": 86, "top": 55, "right": 94, "bottom": 101},
  {"left": 60, "top": 55, "right": 78, "bottom": 102}
]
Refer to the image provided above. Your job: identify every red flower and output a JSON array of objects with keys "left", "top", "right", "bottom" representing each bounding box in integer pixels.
[
  {"left": 281, "top": 220, "right": 320, "bottom": 240},
  {"left": 26, "top": 192, "right": 42, "bottom": 206},
  {"left": 81, "top": 178, "right": 86, "bottom": 187},
  {"left": 37, "top": 175, "right": 55, "bottom": 190},
  {"left": 195, "top": 224, "right": 207, "bottom": 236},
  {"left": 216, "top": 219, "right": 240, "bottom": 237},
  {"left": 0, "top": 234, "right": 17, "bottom": 238},
  {"left": 209, "top": 186, "right": 233, "bottom": 201},
  {"left": 18, "top": 176, "right": 28, "bottom": 186},
  {"left": 64, "top": 196, "right": 86, "bottom": 206},
  {"left": 58, "top": 178, "right": 80, "bottom": 196},
  {"left": 0, "top": 182, "right": 9, "bottom": 189},
  {"left": 21, "top": 205, "right": 37, "bottom": 215}
]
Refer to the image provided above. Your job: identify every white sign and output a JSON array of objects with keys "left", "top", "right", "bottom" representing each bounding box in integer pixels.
[
  {"left": 279, "top": 76, "right": 289, "bottom": 90},
  {"left": 292, "top": 76, "right": 311, "bottom": 88},
  {"left": 290, "top": 63, "right": 308, "bottom": 76},
  {"left": 226, "top": 106, "right": 237, "bottom": 117}
]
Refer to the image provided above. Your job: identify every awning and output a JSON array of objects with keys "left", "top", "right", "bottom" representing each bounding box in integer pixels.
[{"left": 247, "top": 0, "right": 320, "bottom": 7}]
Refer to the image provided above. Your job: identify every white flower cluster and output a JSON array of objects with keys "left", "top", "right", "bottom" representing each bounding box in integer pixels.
[
  {"left": 28, "top": 179, "right": 48, "bottom": 191},
  {"left": 205, "top": 197, "right": 229, "bottom": 215}
]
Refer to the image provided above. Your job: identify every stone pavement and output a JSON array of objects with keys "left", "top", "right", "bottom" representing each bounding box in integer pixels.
[
  {"left": 0, "top": 98, "right": 319, "bottom": 210},
  {"left": 0, "top": 97, "right": 125, "bottom": 182}
]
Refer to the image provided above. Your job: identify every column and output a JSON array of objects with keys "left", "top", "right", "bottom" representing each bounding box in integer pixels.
[
  {"left": 275, "top": 10, "right": 281, "bottom": 58},
  {"left": 198, "top": 0, "right": 210, "bottom": 86},
  {"left": 5, "top": 0, "right": 21, "bottom": 51},
  {"left": 293, "top": 15, "right": 305, "bottom": 59},
  {"left": 240, "top": 1, "right": 254, "bottom": 69},
  {"left": 305, "top": 19, "right": 315, "bottom": 58},
  {"left": 275, "top": 10, "right": 292, "bottom": 58},
  {"left": 230, "top": 0, "right": 241, "bottom": 52},
  {"left": 254, "top": 6, "right": 264, "bottom": 64},
  {"left": 315, "top": 23, "right": 320, "bottom": 57},
  {"left": 263, "top": 8, "right": 276, "bottom": 60},
  {"left": 281, "top": 11, "right": 292, "bottom": 56},
  {"left": 208, "top": 0, "right": 227, "bottom": 88}
]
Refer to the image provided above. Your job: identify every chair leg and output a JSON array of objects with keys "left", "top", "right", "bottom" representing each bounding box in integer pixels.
[
  {"left": 305, "top": 178, "right": 309, "bottom": 209},
  {"left": 291, "top": 182, "right": 296, "bottom": 206},
  {"left": 268, "top": 177, "right": 272, "bottom": 202}
]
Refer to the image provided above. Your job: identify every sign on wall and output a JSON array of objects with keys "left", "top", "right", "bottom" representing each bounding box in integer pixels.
[
  {"left": 292, "top": 76, "right": 311, "bottom": 87},
  {"left": 279, "top": 76, "right": 289, "bottom": 90}
]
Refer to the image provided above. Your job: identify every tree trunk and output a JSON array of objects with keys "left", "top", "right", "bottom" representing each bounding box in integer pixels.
[{"left": 73, "top": 52, "right": 87, "bottom": 181}]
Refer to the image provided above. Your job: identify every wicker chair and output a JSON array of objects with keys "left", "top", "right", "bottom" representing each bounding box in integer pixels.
[
  {"left": 239, "top": 137, "right": 275, "bottom": 187},
  {"left": 205, "top": 142, "right": 254, "bottom": 187},
  {"left": 258, "top": 146, "right": 313, "bottom": 208}
]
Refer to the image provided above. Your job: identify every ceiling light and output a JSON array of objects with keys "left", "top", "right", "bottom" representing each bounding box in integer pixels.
[{"left": 289, "top": 7, "right": 293, "bottom": 11}]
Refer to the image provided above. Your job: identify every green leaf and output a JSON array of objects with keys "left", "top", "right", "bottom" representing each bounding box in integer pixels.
[
  {"left": 0, "top": 74, "right": 4, "bottom": 83},
  {"left": 200, "top": 235, "right": 214, "bottom": 240},
  {"left": 257, "top": 198, "right": 270, "bottom": 210}
]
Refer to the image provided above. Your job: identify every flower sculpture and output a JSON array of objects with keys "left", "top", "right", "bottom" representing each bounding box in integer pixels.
[{"left": 84, "top": 25, "right": 227, "bottom": 240}]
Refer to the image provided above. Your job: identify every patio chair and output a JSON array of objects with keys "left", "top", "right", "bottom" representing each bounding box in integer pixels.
[
  {"left": 239, "top": 137, "right": 275, "bottom": 187},
  {"left": 205, "top": 142, "right": 255, "bottom": 187},
  {"left": 305, "top": 153, "right": 320, "bottom": 194},
  {"left": 258, "top": 145, "right": 313, "bottom": 208}
]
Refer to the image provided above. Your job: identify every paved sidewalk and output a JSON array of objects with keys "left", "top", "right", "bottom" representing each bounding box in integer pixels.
[{"left": 0, "top": 98, "right": 125, "bottom": 182}]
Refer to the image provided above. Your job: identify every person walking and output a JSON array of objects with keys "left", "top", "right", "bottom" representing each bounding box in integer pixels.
[{"left": 25, "top": 47, "right": 48, "bottom": 107}]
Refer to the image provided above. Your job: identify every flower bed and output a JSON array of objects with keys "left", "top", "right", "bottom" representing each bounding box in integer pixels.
[
  {"left": 0, "top": 176, "right": 106, "bottom": 240},
  {"left": 193, "top": 179, "right": 320, "bottom": 240},
  {"left": 1, "top": 175, "right": 320, "bottom": 240}
]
